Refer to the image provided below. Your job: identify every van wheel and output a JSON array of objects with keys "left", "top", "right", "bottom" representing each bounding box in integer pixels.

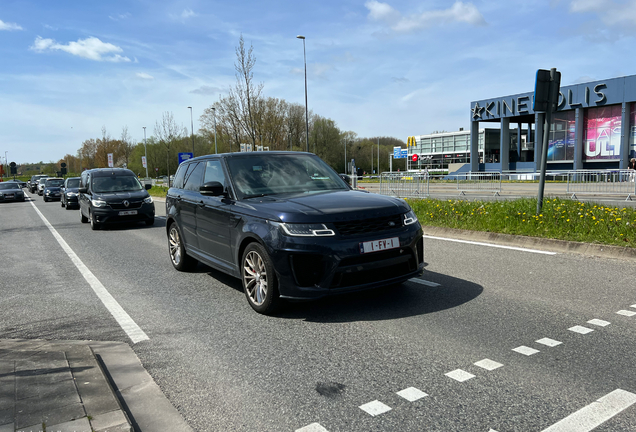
[
  {"left": 241, "top": 243, "right": 280, "bottom": 315},
  {"left": 168, "top": 223, "right": 197, "bottom": 271},
  {"left": 90, "top": 210, "right": 101, "bottom": 230}
]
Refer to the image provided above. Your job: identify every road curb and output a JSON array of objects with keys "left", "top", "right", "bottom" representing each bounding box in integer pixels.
[{"left": 422, "top": 226, "right": 636, "bottom": 261}]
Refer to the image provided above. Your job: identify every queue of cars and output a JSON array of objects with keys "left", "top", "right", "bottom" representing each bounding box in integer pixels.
[{"left": 10, "top": 153, "right": 424, "bottom": 315}]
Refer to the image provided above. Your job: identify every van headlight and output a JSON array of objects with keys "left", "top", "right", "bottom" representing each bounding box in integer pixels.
[
  {"left": 92, "top": 198, "right": 107, "bottom": 208},
  {"left": 403, "top": 210, "right": 418, "bottom": 225},
  {"left": 143, "top": 196, "right": 153, "bottom": 204},
  {"left": 280, "top": 223, "right": 335, "bottom": 237}
]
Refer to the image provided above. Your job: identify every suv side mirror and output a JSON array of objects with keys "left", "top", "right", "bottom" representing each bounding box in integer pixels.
[
  {"left": 145, "top": 183, "right": 152, "bottom": 190},
  {"left": 200, "top": 181, "right": 225, "bottom": 196},
  {"left": 78, "top": 187, "right": 88, "bottom": 193}
]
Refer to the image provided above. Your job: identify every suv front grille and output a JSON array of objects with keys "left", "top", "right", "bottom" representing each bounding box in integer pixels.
[
  {"left": 334, "top": 214, "right": 402, "bottom": 237},
  {"left": 110, "top": 201, "right": 143, "bottom": 210}
]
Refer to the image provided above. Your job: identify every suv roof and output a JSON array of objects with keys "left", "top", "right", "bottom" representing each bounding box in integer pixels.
[{"left": 85, "top": 168, "right": 136, "bottom": 178}]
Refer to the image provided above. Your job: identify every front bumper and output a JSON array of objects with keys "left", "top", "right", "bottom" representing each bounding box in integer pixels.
[
  {"left": 267, "top": 224, "right": 424, "bottom": 300},
  {"left": 45, "top": 191, "right": 62, "bottom": 200},
  {"left": 0, "top": 193, "right": 25, "bottom": 202},
  {"left": 92, "top": 202, "right": 155, "bottom": 224}
]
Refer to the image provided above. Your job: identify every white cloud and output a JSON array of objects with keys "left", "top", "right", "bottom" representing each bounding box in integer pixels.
[
  {"left": 0, "top": 19, "right": 23, "bottom": 31},
  {"left": 569, "top": 0, "right": 636, "bottom": 25},
  {"left": 365, "top": 1, "right": 486, "bottom": 32},
  {"left": 136, "top": 72, "right": 154, "bottom": 80},
  {"left": 182, "top": 9, "right": 197, "bottom": 19},
  {"left": 190, "top": 85, "right": 221, "bottom": 95},
  {"left": 30, "top": 36, "right": 131, "bottom": 62},
  {"left": 109, "top": 12, "right": 132, "bottom": 21}
]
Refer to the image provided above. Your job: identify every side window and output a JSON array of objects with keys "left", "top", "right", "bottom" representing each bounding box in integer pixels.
[
  {"left": 203, "top": 160, "right": 226, "bottom": 187},
  {"left": 172, "top": 164, "right": 188, "bottom": 189},
  {"left": 184, "top": 162, "right": 204, "bottom": 192}
]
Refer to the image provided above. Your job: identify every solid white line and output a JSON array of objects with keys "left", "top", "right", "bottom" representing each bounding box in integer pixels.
[
  {"left": 29, "top": 201, "right": 149, "bottom": 344},
  {"left": 541, "top": 389, "right": 636, "bottom": 431},
  {"left": 423, "top": 235, "right": 557, "bottom": 255},
  {"left": 409, "top": 278, "right": 440, "bottom": 287}
]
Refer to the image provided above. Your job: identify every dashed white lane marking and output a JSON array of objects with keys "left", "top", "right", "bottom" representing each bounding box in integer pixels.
[
  {"left": 396, "top": 387, "right": 428, "bottom": 402},
  {"left": 568, "top": 325, "right": 594, "bottom": 334},
  {"left": 617, "top": 309, "right": 636, "bottom": 317},
  {"left": 513, "top": 346, "right": 540, "bottom": 356},
  {"left": 423, "top": 235, "right": 558, "bottom": 255},
  {"left": 408, "top": 278, "right": 440, "bottom": 287},
  {"left": 587, "top": 319, "right": 610, "bottom": 327},
  {"left": 445, "top": 369, "right": 475, "bottom": 382},
  {"left": 29, "top": 200, "right": 149, "bottom": 344},
  {"left": 540, "top": 389, "right": 636, "bottom": 432},
  {"left": 295, "top": 423, "right": 329, "bottom": 432},
  {"left": 631, "top": 304, "right": 636, "bottom": 309},
  {"left": 536, "top": 338, "right": 562, "bottom": 347},
  {"left": 474, "top": 359, "right": 503, "bottom": 371},
  {"left": 359, "top": 400, "right": 392, "bottom": 416}
]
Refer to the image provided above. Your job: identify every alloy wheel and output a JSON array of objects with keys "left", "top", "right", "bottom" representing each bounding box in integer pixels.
[{"left": 243, "top": 250, "right": 268, "bottom": 306}]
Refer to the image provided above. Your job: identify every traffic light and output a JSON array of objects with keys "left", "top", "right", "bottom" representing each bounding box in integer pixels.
[
  {"left": 9, "top": 162, "right": 17, "bottom": 175},
  {"left": 60, "top": 162, "right": 67, "bottom": 176},
  {"left": 412, "top": 154, "right": 419, "bottom": 162}
]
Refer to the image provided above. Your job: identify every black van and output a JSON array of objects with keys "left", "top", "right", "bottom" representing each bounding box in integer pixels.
[{"left": 78, "top": 168, "right": 155, "bottom": 230}]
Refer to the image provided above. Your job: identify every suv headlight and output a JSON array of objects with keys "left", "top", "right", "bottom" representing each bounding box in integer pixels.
[
  {"left": 404, "top": 210, "right": 418, "bottom": 226},
  {"left": 67, "top": 192, "right": 77, "bottom": 197},
  {"left": 280, "top": 223, "right": 335, "bottom": 237},
  {"left": 143, "top": 196, "right": 153, "bottom": 204},
  {"left": 92, "top": 198, "right": 107, "bottom": 208}
]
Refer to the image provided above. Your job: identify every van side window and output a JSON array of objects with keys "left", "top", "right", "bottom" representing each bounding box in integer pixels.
[
  {"left": 184, "top": 162, "right": 204, "bottom": 192},
  {"left": 203, "top": 160, "right": 226, "bottom": 187},
  {"left": 172, "top": 164, "right": 188, "bottom": 189}
]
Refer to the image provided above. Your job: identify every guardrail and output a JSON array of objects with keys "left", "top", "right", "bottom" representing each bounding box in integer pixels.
[
  {"left": 456, "top": 172, "right": 501, "bottom": 196},
  {"left": 379, "top": 172, "right": 502, "bottom": 198},
  {"left": 379, "top": 172, "right": 430, "bottom": 198},
  {"left": 567, "top": 170, "right": 635, "bottom": 201}
]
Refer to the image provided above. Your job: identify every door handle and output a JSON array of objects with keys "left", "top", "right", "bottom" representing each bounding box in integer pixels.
[{"left": 198, "top": 200, "right": 205, "bottom": 207}]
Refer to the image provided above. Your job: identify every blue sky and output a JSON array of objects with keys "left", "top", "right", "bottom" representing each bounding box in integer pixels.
[{"left": 2, "top": 0, "right": 636, "bottom": 164}]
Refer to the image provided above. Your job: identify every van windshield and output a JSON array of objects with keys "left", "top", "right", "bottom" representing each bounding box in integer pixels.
[{"left": 92, "top": 176, "right": 143, "bottom": 193}]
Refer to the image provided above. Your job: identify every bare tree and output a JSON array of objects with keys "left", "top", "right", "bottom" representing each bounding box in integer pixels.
[
  {"left": 231, "top": 34, "right": 264, "bottom": 147},
  {"left": 154, "top": 112, "right": 183, "bottom": 180},
  {"left": 120, "top": 126, "right": 135, "bottom": 168}
]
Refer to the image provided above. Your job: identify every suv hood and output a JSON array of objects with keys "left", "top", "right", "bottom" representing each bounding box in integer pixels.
[{"left": 238, "top": 190, "right": 409, "bottom": 223}]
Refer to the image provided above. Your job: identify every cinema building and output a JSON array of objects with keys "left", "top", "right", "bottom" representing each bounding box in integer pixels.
[{"left": 408, "top": 74, "right": 636, "bottom": 173}]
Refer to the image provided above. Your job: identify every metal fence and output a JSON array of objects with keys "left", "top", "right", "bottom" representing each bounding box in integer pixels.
[
  {"left": 377, "top": 169, "right": 636, "bottom": 201},
  {"left": 567, "top": 170, "right": 636, "bottom": 200}
]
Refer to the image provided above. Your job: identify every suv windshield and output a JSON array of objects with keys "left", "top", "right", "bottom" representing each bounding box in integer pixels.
[
  {"left": 39, "top": 178, "right": 48, "bottom": 185},
  {"left": 45, "top": 179, "right": 64, "bottom": 187},
  {"left": 66, "top": 179, "right": 80, "bottom": 188},
  {"left": 226, "top": 154, "right": 349, "bottom": 198},
  {"left": 92, "top": 176, "right": 143, "bottom": 193}
]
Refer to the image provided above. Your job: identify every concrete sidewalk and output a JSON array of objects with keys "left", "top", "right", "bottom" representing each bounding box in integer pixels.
[{"left": 0, "top": 339, "right": 192, "bottom": 432}]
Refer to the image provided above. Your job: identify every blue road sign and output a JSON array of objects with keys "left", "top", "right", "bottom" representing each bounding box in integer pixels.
[{"left": 178, "top": 152, "right": 194, "bottom": 164}]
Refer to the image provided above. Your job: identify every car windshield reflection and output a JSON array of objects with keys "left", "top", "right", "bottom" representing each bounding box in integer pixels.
[
  {"left": 0, "top": 183, "right": 20, "bottom": 190},
  {"left": 93, "top": 176, "right": 143, "bottom": 193},
  {"left": 227, "top": 154, "right": 348, "bottom": 199}
]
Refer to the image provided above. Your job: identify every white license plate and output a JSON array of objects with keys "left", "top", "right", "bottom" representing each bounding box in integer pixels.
[
  {"left": 359, "top": 237, "right": 400, "bottom": 254},
  {"left": 118, "top": 210, "right": 138, "bottom": 216}
]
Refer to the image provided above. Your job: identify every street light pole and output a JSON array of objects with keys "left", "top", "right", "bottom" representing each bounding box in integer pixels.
[
  {"left": 297, "top": 35, "right": 309, "bottom": 153},
  {"left": 143, "top": 126, "right": 148, "bottom": 178},
  {"left": 212, "top": 107, "right": 217, "bottom": 154},
  {"left": 187, "top": 106, "right": 194, "bottom": 156}
]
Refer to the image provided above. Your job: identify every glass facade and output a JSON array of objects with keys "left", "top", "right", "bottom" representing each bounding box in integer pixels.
[
  {"left": 547, "top": 111, "right": 575, "bottom": 162},
  {"left": 630, "top": 104, "right": 636, "bottom": 161},
  {"left": 583, "top": 105, "right": 622, "bottom": 161}
]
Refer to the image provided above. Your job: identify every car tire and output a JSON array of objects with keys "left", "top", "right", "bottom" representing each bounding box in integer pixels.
[
  {"left": 241, "top": 242, "right": 280, "bottom": 315},
  {"left": 145, "top": 217, "right": 155, "bottom": 226},
  {"left": 43, "top": 197, "right": 48, "bottom": 202},
  {"left": 89, "top": 210, "right": 101, "bottom": 230},
  {"left": 168, "top": 222, "right": 197, "bottom": 271},
  {"left": 80, "top": 208, "right": 88, "bottom": 223}
]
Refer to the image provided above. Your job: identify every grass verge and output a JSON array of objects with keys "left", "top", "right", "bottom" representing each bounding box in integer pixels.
[{"left": 407, "top": 197, "right": 636, "bottom": 248}]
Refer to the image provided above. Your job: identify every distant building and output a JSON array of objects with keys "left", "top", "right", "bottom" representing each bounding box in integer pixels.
[{"left": 409, "top": 74, "right": 636, "bottom": 172}]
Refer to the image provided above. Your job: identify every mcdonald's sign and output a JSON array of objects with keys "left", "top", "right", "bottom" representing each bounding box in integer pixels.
[{"left": 407, "top": 136, "right": 417, "bottom": 147}]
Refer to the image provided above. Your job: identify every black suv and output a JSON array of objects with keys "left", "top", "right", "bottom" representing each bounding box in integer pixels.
[
  {"left": 61, "top": 177, "right": 81, "bottom": 209},
  {"left": 79, "top": 168, "right": 155, "bottom": 230},
  {"left": 165, "top": 151, "right": 424, "bottom": 314}
]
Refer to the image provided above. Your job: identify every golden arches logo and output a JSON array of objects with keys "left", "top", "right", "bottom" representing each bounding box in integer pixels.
[{"left": 407, "top": 136, "right": 417, "bottom": 147}]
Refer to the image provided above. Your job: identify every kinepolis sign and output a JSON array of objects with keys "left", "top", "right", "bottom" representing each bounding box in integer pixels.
[{"left": 469, "top": 75, "right": 636, "bottom": 120}]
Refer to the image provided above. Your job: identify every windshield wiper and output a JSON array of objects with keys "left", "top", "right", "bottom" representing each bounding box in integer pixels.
[{"left": 243, "top": 192, "right": 276, "bottom": 199}]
